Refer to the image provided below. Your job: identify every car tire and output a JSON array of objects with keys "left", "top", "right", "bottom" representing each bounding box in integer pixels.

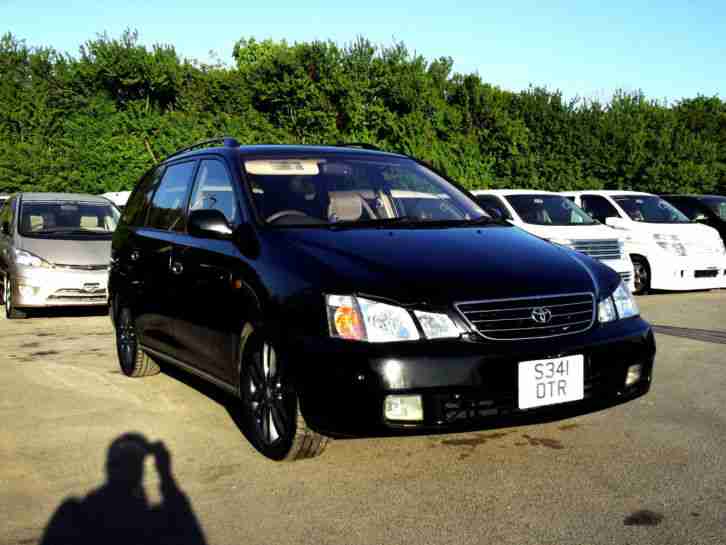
[
  {"left": 5, "top": 276, "right": 27, "bottom": 319},
  {"left": 632, "top": 256, "right": 651, "bottom": 295},
  {"left": 239, "top": 332, "right": 329, "bottom": 461},
  {"left": 115, "top": 305, "right": 160, "bottom": 377}
]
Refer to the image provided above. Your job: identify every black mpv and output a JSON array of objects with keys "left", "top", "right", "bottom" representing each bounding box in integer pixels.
[{"left": 109, "top": 138, "right": 656, "bottom": 461}]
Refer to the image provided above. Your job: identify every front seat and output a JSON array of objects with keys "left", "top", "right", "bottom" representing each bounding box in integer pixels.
[{"left": 328, "top": 191, "right": 376, "bottom": 222}]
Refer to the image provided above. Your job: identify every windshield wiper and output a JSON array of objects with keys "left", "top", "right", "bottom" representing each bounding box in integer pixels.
[{"left": 28, "top": 228, "right": 110, "bottom": 236}]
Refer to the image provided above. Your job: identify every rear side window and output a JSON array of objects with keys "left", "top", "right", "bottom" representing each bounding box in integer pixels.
[
  {"left": 147, "top": 161, "right": 196, "bottom": 231},
  {"left": 665, "top": 198, "right": 700, "bottom": 220},
  {"left": 189, "top": 159, "right": 239, "bottom": 224},
  {"left": 581, "top": 195, "right": 620, "bottom": 223},
  {"left": 123, "top": 167, "right": 163, "bottom": 227}
]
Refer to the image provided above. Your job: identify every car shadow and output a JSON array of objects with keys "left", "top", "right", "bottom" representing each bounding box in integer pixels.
[
  {"left": 40, "top": 433, "right": 207, "bottom": 545},
  {"left": 25, "top": 306, "right": 109, "bottom": 319}
]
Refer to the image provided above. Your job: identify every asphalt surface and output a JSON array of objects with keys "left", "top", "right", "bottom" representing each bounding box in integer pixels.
[{"left": 1, "top": 292, "right": 726, "bottom": 545}]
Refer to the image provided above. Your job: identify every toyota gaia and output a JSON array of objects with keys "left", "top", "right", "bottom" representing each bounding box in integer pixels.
[{"left": 109, "top": 139, "right": 656, "bottom": 461}]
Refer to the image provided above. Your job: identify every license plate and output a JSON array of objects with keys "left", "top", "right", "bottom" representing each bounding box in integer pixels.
[{"left": 518, "top": 355, "right": 584, "bottom": 410}]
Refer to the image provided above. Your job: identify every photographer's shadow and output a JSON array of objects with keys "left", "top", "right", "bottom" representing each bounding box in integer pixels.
[{"left": 40, "top": 433, "right": 206, "bottom": 545}]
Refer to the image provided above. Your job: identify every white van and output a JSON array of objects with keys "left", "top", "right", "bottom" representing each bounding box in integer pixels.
[
  {"left": 472, "top": 190, "right": 635, "bottom": 292},
  {"left": 560, "top": 190, "right": 726, "bottom": 294}
]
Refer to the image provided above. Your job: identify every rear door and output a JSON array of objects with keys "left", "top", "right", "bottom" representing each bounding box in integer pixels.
[
  {"left": 133, "top": 160, "right": 197, "bottom": 356},
  {"left": 171, "top": 156, "right": 254, "bottom": 384}
]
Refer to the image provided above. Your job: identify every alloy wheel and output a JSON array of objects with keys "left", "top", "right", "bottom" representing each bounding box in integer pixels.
[
  {"left": 633, "top": 260, "right": 650, "bottom": 295},
  {"left": 244, "top": 340, "right": 292, "bottom": 446}
]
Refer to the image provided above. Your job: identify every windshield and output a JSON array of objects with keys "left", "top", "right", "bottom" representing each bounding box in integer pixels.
[
  {"left": 613, "top": 195, "right": 690, "bottom": 223},
  {"left": 19, "top": 201, "right": 120, "bottom": 238},
  {"left": 505, "top": 194, "right": 597, "bottom": 226},
  {"left": 243, "top": 156, "right": 487, "bottom": 227},
  {"left": 701, "top": 197, "right": 726, "bottom": 221}
]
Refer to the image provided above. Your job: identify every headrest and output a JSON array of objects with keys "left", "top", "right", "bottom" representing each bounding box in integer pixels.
[{"left": 328, "top": 191, "right": 363, "bottom": 222}]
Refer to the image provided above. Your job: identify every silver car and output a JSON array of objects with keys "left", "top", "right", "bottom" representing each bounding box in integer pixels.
[{"left": 0, "top": 193, "right": 119, "bottom": 318}]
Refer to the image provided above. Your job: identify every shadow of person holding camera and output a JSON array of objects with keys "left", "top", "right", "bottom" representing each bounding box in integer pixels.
[{"left": 40, "top": 433, "right": 206, "bottom": 545}]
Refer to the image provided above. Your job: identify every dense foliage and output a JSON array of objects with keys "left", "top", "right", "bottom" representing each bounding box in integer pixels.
[{"left": 1, "top": 31, "right": 725, "bottom": 195}]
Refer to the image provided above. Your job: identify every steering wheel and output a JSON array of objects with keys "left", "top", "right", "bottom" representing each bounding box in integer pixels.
[{"left": 266, "top": 210, "right": 311, "bottom": 224}]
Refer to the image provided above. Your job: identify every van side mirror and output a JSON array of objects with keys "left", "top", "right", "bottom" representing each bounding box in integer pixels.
[
  {"left": 605, "top": 216, "right": 627, "bottom": 229},
  {"left": 693, "top": 213, "right": 709, "bottom": 222},
  {"left": 188, "top": 209, "right": 233, "bottom": 239}
]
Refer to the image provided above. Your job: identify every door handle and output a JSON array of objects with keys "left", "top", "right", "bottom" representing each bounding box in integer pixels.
[{"left": 170, "top": 261, "right": 184, "bottom": 275}]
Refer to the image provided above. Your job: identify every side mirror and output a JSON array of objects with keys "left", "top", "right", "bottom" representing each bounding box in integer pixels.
[
  {"left": 1, "top": 221, "right": 9, "bottom": 235},
  {"left": 188, "top": 209, "right": 234, "bottom": 239},
  {"left": 605, "top": 216, "right": 628, "bottom": 229},
  {"left": 693, "top": 213, "right": 709, "bottom": 222},
  {"left": 483, "top": 207, "right": 503, "bottom": 221}
]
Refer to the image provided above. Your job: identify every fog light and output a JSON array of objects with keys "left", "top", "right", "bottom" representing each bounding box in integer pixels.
[
  {"left": 384, "top": 395, "right": 423, "bottom": 421},
  {"left": 626, "top": 364, "right": 643, "bottom": 386},
  {"left": 18, "top": 284, "right": 39, "bottom": 298}
]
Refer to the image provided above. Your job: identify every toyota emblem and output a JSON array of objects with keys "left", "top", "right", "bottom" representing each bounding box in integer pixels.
[{"left": 531, "top": 307, "right": 552, "bottom": 324}]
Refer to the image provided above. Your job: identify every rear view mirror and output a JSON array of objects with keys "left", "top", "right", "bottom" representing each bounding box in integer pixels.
[
  {"left": 605, "top": 216, "right": 627, "bottom": 229},
  {"left": 188, "top": 209, "right": 233, "bottom": 239}
]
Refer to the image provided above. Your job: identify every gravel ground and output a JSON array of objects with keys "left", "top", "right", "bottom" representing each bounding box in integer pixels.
[{"left": 1, "top": 291, "right": 725, "bottom": 545}]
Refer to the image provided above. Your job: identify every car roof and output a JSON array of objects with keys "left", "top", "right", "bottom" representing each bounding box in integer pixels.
[
  {"left": 165, "top": 144, "right": 408, "bottom": 163},
  {"left": 560, "top": 190, "right": 654, "bottom": 197},
  {"left": 662, "top": 194, "right": 723, "bottom": 198},
  {"left": 471, "top": 189, "right": 557, "bottom": 196},
  {"left": 18, "top": 192, "right": 112, "bottom": 204}
]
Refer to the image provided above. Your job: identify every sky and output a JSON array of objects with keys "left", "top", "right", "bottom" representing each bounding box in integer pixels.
[{"left": 2, "top": 0, "right": 725, "bottom": 103}]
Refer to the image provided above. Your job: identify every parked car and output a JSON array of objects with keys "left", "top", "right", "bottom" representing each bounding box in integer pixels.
[
  {"left": 561, "top": 190, "right": 726, "bottom": 294},
  {"left": 472, "top": 190, "right": 635, "bottom": 292},
  {"left": 101, "top": 191, "right": 131, "bottom": 211},
  {"left": 0, "top": 193, "right": 119, "bottom": 318},
  {"left": 109, "top": 138, "right": 655, "bottom": 461},
  {"left": 661, "top": 194, "right": 726, "bottom": 246}
]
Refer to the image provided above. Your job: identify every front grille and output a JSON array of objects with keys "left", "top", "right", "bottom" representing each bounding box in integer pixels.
[
  {"left": 53, "top": 263, "right": 109, "bottom": 271},
  {"left": 48, "top": 288, "right": 108, "bottom": 302},
  {"left": 570, "top": 239, "right": 622, "bottom": 261},
  {"left": 455, "top": 292, "right": 595, "bottom": 340},
  {"left": 695, "top": 269, "right": 719, "bottom": 279}
]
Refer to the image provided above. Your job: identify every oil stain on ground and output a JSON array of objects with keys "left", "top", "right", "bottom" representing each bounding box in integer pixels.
[
  {"left": 623, "top": 510, "right": 664, "bottom": 526},
  {"left": 441, "top": 432, "right": 510, "bottom": 459},
  {"left": 520, "top": 434, "right": 564, "bottom": 449}
]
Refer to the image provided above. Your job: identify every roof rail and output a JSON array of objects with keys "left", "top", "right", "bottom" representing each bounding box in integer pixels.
[
  {"left": 162, "top": 136, "right": 241, "bottom": 162},
  {"left": 334, "top": 142, "right": 381, "bottom": 151}
]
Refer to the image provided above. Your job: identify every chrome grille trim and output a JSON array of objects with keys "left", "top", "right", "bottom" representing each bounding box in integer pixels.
[
  {"left": 570, "top": 239, "right": 622, "bottom": 261},
  {"left": 455, "top": 292, "right": 596, "bottom": 341},
  {"left": 52, "top": 263, "right": 109, "bottom": 271}
]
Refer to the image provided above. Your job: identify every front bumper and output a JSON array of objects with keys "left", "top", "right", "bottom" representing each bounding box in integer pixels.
[
  {"left": 13, "top": 266, "right": 109, "bottom": 307},
  {"left": 290, "top": 318, "right": 655, "bottom": 437},
  {"left": 649, "top": 252, "right": 726, "bottom": 291}
]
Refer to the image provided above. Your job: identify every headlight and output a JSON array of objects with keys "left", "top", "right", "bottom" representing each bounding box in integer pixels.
[
  {"left": 326, "top": 295, "right": 419, "bottom": 342},
  {"left": 13, "top": 249, "right": 53, "bottom": 268},
  {"left": 598, "top": 281, "right": 639, "bottom": 323},
  {"left": 413, "top": 310, "right": 461, "bottom": 339},
  {"left": 550, "top": 238, "right": 574, "bottom": 248},
  {"left": 653, "top": 234, "right": 687, "bottom": 256},
  {"left": 326, "top": 295, "right": 463, "bottom": 342}
]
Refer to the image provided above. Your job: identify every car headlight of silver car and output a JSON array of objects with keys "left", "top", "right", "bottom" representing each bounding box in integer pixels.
[
  {"left": 13, "top": 248, "right": 53, "bottom": 269},
  {"left": 326, "top": 295, "right": 463, "bottom": 342},
  {"left": 598, "top": 281, "right": 639, "bottom": 323},
  {"left": 653, "top": 234, "right": 687, "bottom": 256}
]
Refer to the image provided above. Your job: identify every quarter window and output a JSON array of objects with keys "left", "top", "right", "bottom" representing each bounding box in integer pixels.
[
  {"left": 581, "top": 195, "right": 620, "bottom": 223},
  {"left": 147, "top": 162, "right": 196, "bottom": 231},
  {"left": 475, "top": 195, "right": 512, "bottom": 220},
  {"left": 189, "top": 159, "right": 239, "bottom": 224},
  {"left": 123, "top": 167, "right": 164, "bottom": 227}
]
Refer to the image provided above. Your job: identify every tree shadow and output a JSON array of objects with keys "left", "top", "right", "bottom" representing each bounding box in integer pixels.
[{"left": 40, "top": 433, "right": 207, "bottom": 545}]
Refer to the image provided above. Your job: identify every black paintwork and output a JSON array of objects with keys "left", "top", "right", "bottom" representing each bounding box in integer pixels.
[
  {"left": 661, "top": 194, "right": 726, "bottom": 245},
  {"left": 109, "top": 144, "right": 655, "bottom": 436}
]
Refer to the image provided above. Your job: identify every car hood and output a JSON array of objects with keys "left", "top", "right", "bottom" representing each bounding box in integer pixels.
[
  {"left": 515, "top": 223, "right": 624, "bottom": 242},
  {"left": 267, "top": 225, "right": 614, "bottom": 304},
  {"left": 20, "top": 237, "right": 112, "bottom": 266}
]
